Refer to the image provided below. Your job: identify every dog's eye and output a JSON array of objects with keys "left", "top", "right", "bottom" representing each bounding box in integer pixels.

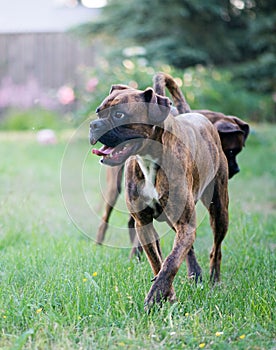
[{"left": 114, "top": 111, "right": 125, "bottom": 119}]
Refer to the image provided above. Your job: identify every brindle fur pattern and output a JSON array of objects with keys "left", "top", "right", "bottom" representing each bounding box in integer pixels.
[
  {"left": 95, "top": 73, "right": 249, "bottom": 257},
  {"left": 90, "top": 85, "right": 229, "bottom": 309},
  {"left": 153, "top": 72, "right": 250, "bottom": 179}
]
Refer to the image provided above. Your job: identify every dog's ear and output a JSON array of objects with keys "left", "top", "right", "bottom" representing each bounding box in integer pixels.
[
  {"left": 214, "top": 116, "right": 249, "bottom": 146},
  {"left": 214, "top": 121, "right": 243, "bottom": 134},
  {"left": 109, "top": 84, "right": 130, "bottom": 94},
  {"left": 229, "top": 116, "right": 250, "bottom": 145},
  {"left": 143, "top": 87, "right": 171, "bottom": 124}
]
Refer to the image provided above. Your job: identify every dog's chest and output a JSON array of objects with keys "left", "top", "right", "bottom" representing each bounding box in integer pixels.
[{"left": 136, "top": 156, "right": 159, "bottom": 207}]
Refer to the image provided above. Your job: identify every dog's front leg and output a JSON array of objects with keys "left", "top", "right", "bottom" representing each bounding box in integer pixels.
[
  {"left": 134, "top": 219, "right": 178, "bottom": 309},
  {"left": 144, "top": 207, "right": 196, "bottom": 310},
  {"left": 135, "top": 221, "right": 163, "bottom": 275}
]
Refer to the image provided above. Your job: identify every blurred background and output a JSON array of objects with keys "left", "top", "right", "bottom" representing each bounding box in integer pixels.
[
  {"left": 0, "top": 0, "right": 275, "bottom": 131},
  {"left": 0, "top": 5, "right": 275, "bottom": 347}
]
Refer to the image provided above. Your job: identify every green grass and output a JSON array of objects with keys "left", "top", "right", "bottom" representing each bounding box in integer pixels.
[{"left": 0, "top": 124, "right": 275, "bottom": 349}]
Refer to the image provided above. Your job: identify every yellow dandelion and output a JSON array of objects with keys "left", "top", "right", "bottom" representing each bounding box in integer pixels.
[
  {"left": 199, "top": 343, "right": 205, "bottom": 348},
  {"left": 36, "top": 308, "right": 42, "bottom": 314},
  {"left": 239, "top": 334, "right": 246, "bottom": 339},
  {"left": 215, "top": 331, "right": 223, "bottom": 337},
  {"left": 185, "top": 312, "right": 189, "bottom": 317},
  {"left": 3, "top": 315, "right": 7, "bottom": 319},
  {"left": 92, "top": 272, "right": 98, "bottom": 277},
  {"left": 83, "top": 278, "right": 87, "bottom": 282}
]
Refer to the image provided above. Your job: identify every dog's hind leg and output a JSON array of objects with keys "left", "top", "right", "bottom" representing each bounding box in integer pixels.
[
  {"left": 185, "top": 246, "right": 202, "bottom": 283},
  {"left": 96, "top": 166, "right": 123, "bottom": 244},
  {"left": 202, "top": 174, "right": 229, "bottom": 283},
  {"left": 170, "top": 226, "right": 202, "bottom": 282}
]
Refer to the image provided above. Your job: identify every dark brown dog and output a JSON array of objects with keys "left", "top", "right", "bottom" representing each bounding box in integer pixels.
[
  {"left": 193, "top": 110, "right": 249, "bottom": 178},
  {"left": 96, "top": 73, "right": 249, "bottom": 252},
  {"left": 90, "top": 85, "right": 229, "bottom": 308}
]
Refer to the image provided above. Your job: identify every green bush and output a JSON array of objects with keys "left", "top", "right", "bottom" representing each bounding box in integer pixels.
[
  {"left": 76, "top": 60, "right": 274, "bottom": 123},
  {"left": 184, "top": 67, "right": 275, "bottom": 122},
  {"left": 0, "top": 108, "right": 66, "bottom": 131}
]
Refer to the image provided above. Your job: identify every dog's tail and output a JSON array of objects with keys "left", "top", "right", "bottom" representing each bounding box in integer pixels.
[{"left": 153, "top": 72, "right": 191, "bottom": 114}]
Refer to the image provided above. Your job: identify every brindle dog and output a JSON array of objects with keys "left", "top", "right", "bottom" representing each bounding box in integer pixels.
[
  {"left": 90, "top": 85, "right": 229, "bottom": 308},
  {"left": 96, "top": 73, "right": 249, "bottom": 256}
]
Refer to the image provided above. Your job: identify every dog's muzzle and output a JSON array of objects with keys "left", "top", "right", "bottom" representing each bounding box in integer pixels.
[
  {"left": 228, "top": 163, "right": 240, "bottom": 178},
  {"left": 90, "top": 117, "right": 146, "bottom": 166},
  {"left": 90, "top": 119, "right": 108, "bottom": 145}
]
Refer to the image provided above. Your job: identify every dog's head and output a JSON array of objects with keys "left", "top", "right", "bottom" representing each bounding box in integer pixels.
[
  {"left": 196, "top": 110, "right": 249, "bottom": 178},
  {"left": 215, "top": 116, "right": 249, "bottom": 178},
  {"left": 90, "top": 85, "right": 171, "bottom": 166}
]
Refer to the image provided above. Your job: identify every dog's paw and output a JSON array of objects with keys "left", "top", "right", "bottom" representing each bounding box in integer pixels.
[
  {"left": 188, "top": 270, "right": 203, "bottom": 284},
  {"left": 144, "top": 281, "right": 176, "bottom": 312},
  {"left": 186, "top": 258, "right": 202, "bottom": 284},
  {"left": 209, "top": 265, "right": 220, "bottom": 284}
]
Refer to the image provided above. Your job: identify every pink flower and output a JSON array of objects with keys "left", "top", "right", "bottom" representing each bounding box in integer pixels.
[
  {"left": 57, "top": 86, "right": 75, "bottom": 105},
  {"left": 86, "top": 77, "right": 99, "bottom": 92}
]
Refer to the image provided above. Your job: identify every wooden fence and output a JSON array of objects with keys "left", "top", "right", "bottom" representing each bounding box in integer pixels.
[{"left": 0, "top": 32, "right": 96, "bottom": 89}]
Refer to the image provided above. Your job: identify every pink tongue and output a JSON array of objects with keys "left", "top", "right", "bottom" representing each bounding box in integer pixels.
[{"left": 92, "top": 145, "right": 114, "bottom": 156}]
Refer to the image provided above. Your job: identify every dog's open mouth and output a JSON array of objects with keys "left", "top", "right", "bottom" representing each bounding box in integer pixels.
[{"left": 92, "top": 140, "right": 142, "bottom": 166}]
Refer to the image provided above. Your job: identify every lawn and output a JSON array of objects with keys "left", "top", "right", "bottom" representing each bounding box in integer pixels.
[{"left": 0, "top": 123, "right": 275, "bottom": 349}]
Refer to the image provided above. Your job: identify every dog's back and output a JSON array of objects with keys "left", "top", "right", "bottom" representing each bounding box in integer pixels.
[{"left": 163, "top": 112, "right": 226, "bottom": 200}]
